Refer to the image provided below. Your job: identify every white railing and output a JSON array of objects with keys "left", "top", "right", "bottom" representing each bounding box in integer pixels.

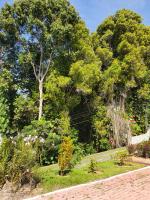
[{"left": 131, "top": 128, "right": 150, "bottom": 145}]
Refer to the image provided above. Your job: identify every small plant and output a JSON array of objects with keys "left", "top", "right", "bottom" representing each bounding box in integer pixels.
[
  {"left": 88, "top": 159, "right": 98, "bottom": 173},
  {"left": 114, "top": 151, "right": 128, "bottom": 166},
  {"left": 58, "top": 137, "right": 74, "bottom": 176}
]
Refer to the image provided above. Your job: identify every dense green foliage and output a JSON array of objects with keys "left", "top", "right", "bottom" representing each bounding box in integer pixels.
[
  {"left": 0, "top": 138, "right": 36, "bottom": 187},
  {"left": 93, "top": 9, "right": 150, "bottom": 146},
  {"left": 0, "top": 0, "right": 150, "bottom": 166}
]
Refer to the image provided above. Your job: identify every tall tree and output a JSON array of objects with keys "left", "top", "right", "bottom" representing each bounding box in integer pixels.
[
  {"left": 94, "top": 9, "right": 150, "bottom": 146},
  {"left": 3, "top": 0, "right": 80, "bottom": 120}
]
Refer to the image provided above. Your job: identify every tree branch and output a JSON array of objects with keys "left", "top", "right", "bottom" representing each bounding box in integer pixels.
[
  {"left": 39, "top": 45, "right": 44, "bottom": 80},
  {"left": 42, "top": 51, "right": 53, "bottom": 80},
  {"left": 31, "top": 61, "right": 38, "bottom": 80}
]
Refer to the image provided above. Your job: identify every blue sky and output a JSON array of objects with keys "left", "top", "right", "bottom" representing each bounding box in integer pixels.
[
  {"left": 1, "top": 0, "right": 150, "bottom": 32},
  {"left": 0, "top": 0, "right": 13, "bottom": 7}
]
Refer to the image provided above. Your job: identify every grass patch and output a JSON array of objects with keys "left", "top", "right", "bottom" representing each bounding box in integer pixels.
[{"left": 34, "top": 161, "right": 144, "bottom": 193}]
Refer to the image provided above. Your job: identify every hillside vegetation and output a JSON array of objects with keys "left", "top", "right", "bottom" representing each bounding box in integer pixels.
[{"left": 0, "top": 0, "right": 149, "bottom": 189}]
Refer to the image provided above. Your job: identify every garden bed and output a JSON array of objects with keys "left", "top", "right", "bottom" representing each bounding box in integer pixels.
[
  {"left": 129, "top": 156, "right": 150, "bottom": 166},
  {"left": 127, "top": 141, "right": 150, "bottom": 165},
  {"left": 33, "top": 160, "right": 144, "bottom": 194}
]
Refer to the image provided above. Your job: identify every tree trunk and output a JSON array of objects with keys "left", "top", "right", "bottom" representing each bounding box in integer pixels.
[
  {"left": 119, "top": 92, "right": 127, "bottom": 112},
  {"left": 114, "top": 111, "right": 121, "bottom": 148},
  {"left": 127, "top": 120, "right": 132, "bottom": 145},
  {"left": 38, "top": 80, "right": 43, "bottom": 120}
]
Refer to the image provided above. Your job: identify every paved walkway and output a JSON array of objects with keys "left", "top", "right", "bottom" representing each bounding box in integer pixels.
[{"left": 26, "top": 166, "right": 150, "bottom": 200}]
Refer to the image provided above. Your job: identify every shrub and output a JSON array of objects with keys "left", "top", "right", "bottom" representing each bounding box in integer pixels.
[
  {"left": 83, "top": 143, "right": 96, "bottom": 155},
  {"left": 127, "top": 144, "right": 137, "bottom": 155},
  {"left": 142, "top": 141, "right": 150, "bottom": 158},
  {"left": 88, "top": 159, "right": 98, "bottom": 173},
  {"left": 0, "top": 138, "right": 15, "bottom": 186},
  {"left": 137, "top": 141, "right": 150, "bottom": 158},
  {"left": 135, "top": 143, "right": 144, "bottom": 157},
  {"left": 22, "top": 119, "right": 79, "bottom": 166},
  {"left": 114, "top": 151, "right": 128, "bottom": 166},
  {"left": 99, "top": 138, "right": 111, "bottom": 151},
  {"left": 130, "top": 123, "right": 142, "bottom": 136},
  {"left": 9, "top": 140, "right": 36, "bottom": 186},
  {"left": 22, "top": 119, "right": 61, "bottom": 165},
  {"left": 0, "top": 163, "right": 5, "bottom": 187},
  {"left": 0, "top": 137, "right": 37, "bottom": 188},
  {"left": 129, "top": 141, "right": 150, "bottom": 158},
  {"left": 70, "top": 143, "right": 84, "bottom": 166},
  {"left": 58, "top": 137, "right": 74, "bottom": 176}
]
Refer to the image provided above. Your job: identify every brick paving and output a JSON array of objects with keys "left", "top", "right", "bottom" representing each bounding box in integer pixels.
[{"left": 27, "top": 167, "right": 150, "bottom": 200}]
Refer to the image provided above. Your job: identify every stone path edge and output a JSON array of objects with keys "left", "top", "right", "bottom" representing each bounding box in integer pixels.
[{"left": 24, "top": 166, "right": 150, "bottom": 200}]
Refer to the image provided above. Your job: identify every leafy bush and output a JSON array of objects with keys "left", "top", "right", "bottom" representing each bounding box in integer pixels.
[
  {"left": 82, "top": 143, "right": 96, "bottom": 155},
  {"left": 70, "top": 143, "right": 96, "bottom": 167},
  {"left": 127, "top": 144, "right": 137, "bottom": 155},
  {"left": 136, "top": 141, "right": 150, "bottom": 158},
  {"left": 130, "top": 123, "right": 142, "bottom": 136},
  {"left": 88, "top": 159, "right": 98, "bottom": 173},
  {"left": 22, "top": 119, "right": 79, "bottom": 166},
  {"left": 142, "top": 141, "right": 150, "bottom": 158},
  {"left": 0, "top": 137, "right": 36, "bottom": 188},
  {"left": 58, "top": 137, "right": 74, "bottom": 176},
  {"left": 135, "top": 143, "right": 144, "bottom": 157},
  {"left": 0, "top": 138, "right": 15, "bottom": 186},
  {"left": 114, "top": 151, "right": 128, "bottom": 166},
  {"left": 128, "top": 141, "right": 150, "bottom": 158},
  {"left": 34, "top": 133, "right": 60, "bottom": 165},
  {"left": 71, "top": 143, "right": 84, "bottom": 166},
  {"left": 99, "top": 138, "right": 111, "bottom": 151},
  {"left": 22, "top": 119, "right": 61, "bottom": 165},
  {"left": 0, "top": 163, "right": 5, "bottom": 187}
]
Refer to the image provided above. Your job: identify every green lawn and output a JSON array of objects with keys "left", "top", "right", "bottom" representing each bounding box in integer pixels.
[
  {"left": 34, "top": 161, "right": 144, "bottom": 193},
  {"left": 76, "top": 147, "right": 126, "bottom": 168}
]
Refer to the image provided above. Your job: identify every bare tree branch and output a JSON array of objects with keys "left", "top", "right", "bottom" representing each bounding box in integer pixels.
[
  {"left": 42, "top": 51, "right": 53, "bottom": 80},
  {"left": 31, "top": 61, "right": 38, "bottom": 80},
  {"left": 39, "top": 45, "right": 44, "bottom": 79},
  {"left": 30, "top": 43, "right": 53, "bottom": 120}
]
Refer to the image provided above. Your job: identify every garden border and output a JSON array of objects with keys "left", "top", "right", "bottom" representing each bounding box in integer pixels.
[{"left": 24, "top": 166, "right": 150, "bottom": 200}]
